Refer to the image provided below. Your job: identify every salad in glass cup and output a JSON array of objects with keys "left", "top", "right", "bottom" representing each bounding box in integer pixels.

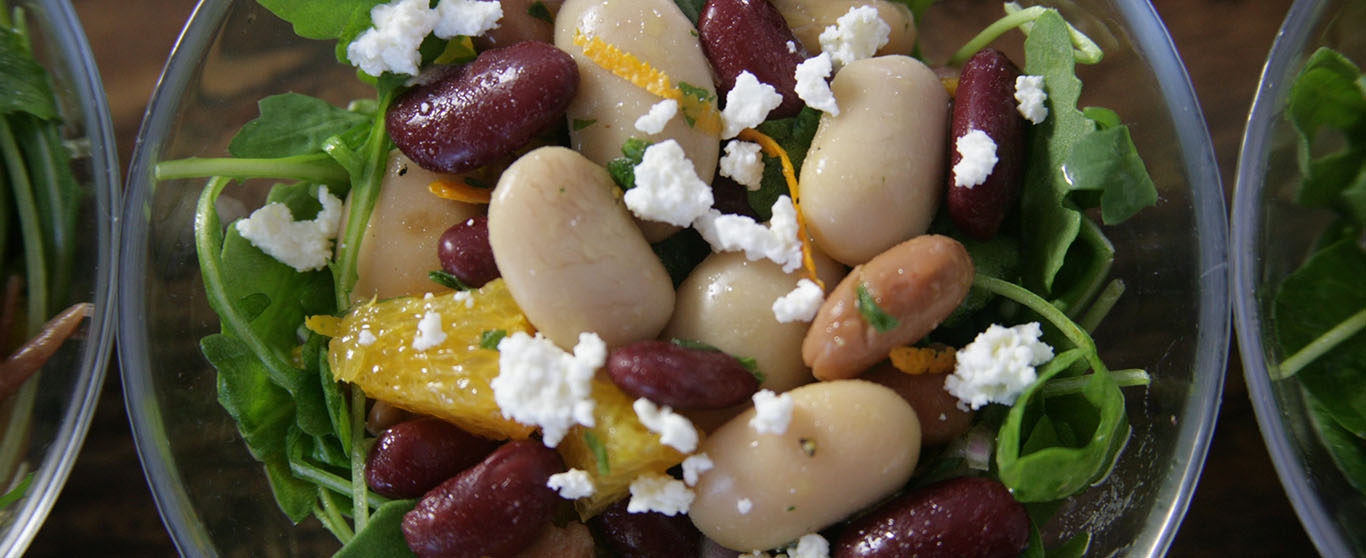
[{"left": 125, "top": 0, "right": 1227, "bottom": 555}]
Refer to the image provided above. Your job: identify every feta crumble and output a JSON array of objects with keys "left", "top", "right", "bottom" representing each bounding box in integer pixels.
[
  {"left": 1015, "top": 75, "right": 1048, "bottom": 124},
  {"left": 347, "top": 0, "right": 501, "bottom": 76},
  {"left": 681, "top": 453, "right": 713, "bottom": 486},
  {"left": 625, "top": 140, "right": 714, "bottom": 227},
  {"left": 433, "top": 0, "right": 503, "bottom": 39},
  {"left": 772, "top": 279, "right": 824, "bottom": 323},
  {"left": 693, "top": 196, "right": 804, "bottom": 273},
  {"left": 633, "top": 398, "right": 699, "bottom": 453},
  {"left": 491, "top": 332, "right": 606, "bottom": 447},
  {"left": 945, "top": 322, "right": 1055, "bottom": 410},
  {"left": 357, "top": 329, "right": 377, "bottom": 346},
  {"left": 788, "top": 533, "right": 831, "bottom": 558},
  {"left": 234, "top": 186, "right": 343, "bottom": 272},
  {"left": 411, "top": 310, "right": 447, "bottom": 351},
  {"left": 720, "top": 140, "right": 765, "bottom": 191},
  {"left": 737, "top": 498, "right": 753, "bottom": 514},
  {"left": 547, "top": 468, "right": 596, "bottom": 500},
  {"left": 721, "top": 71, "right": 784, "bottom": 139},
  {"left": 817, "top": 5, "right": 889, "bottom": 69},
  {"left": 627, "top": 472, "right": 694, "bottom": 516},
  {"left": 786, "top": 40, "right": 798, "bottom": 54},
  {"left": 794, "top": 53, "right": 839, "bottom": 116},
  {"left": 634, "top": 99, "right": 679, "bottom": 134},
  {"left": 953, "top": 129, "right": 999, "bottom": 188},
  {"left": 749, "top": 389, "right": 794, "bottom": 435}
]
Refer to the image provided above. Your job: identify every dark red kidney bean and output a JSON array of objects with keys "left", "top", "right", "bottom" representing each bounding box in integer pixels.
[
  {"left": 711, "top": 175, "right": 760, "bottom": 219},
  {"left": 589, "top": 497, "right": 702, "bottom": 558},
  {"left": 438, "top": 216, "right": 499, "bottom": 287},
  {"left": 947, "top": 48, "right": 1025, "bottom": 240},
  {"left": 834, "top": 477, "right": 1030, "bottom": 558},
  {"left": 607, "top": 340, "right": 759, "bottom": 410},
  {"left": 387, "top": 41, "right": 578, "bottom": 174},
  {"left": 861, "top": 362, "right": 974, "bottom": 446},
  {"left": 699, "top": 0, "right": 808, "bottom": 119},
  {"left": 403, "top": 440, "right": 565, "bottom": 558},
  {"left": 366, "top": 417, "right": 499, "bottom": 499}
]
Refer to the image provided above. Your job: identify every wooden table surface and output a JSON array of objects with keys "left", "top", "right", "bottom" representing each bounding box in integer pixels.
[{"left": 27, "top": 0, "right": 1314, "bottom": 555}]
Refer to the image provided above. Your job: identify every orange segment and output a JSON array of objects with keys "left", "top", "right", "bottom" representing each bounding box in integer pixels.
[{"left": 889, "top": 345, "right": 958, "bottom": 376}]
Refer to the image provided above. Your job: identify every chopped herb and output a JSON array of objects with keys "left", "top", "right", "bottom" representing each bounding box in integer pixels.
[
  {"left": 799, "top": 438, "right": 817, "bottom": 457},
  {"left": 786, "top": 505, "right": 796, "bottom": 512},
  {"left": 607, "top": 138, "right": 652, "bottom": 190},
  {"left": 677, "top": 81, "right": 713, "bottom": 103},
  {"left": 671, "top": 338, "right": 766, "bottom": 384},
  {"left": 855, "top": 283, "right": 900, "bottom": 333},
  {"left": 583, "top": 430, "right": 610, "bottom": 475},
  {"left": 463, "top": 176, "right": 491, "bottom": 189},
  {"left": 526, "top": 1, "right": 553, "bottom": 23},
  {"left": 428, "top": 270, "right": 472, "bottom": 291},
  {"left": 478, "top": 329, "right": 507, "bottom": 350},
  {"left": 572, "top": 118, "right": 597, "bottom": 131},
  {"left": 0, "top": 472, "right": 33, "bottom": 509}
]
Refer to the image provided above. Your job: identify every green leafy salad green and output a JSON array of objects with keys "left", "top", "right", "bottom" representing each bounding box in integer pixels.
[
  {"left": 157, "top": 0, "right": 1163, "bottom": 555},
  {"left": 1272, "top": 46, "right": 1366, "bottom": 495}
]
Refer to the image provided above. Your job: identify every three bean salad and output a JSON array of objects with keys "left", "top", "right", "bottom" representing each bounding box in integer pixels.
[{"left": 157, "top": 0, "right": 1161, "bottom": 556}]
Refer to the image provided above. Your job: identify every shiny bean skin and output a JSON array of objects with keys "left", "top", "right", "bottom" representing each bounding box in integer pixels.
[
  {"left": 833, "top": 477, "right": 1029, "bottom": 558},
  {"left": 948, "top": 48, "right": 1025, "bottom": 239},
  {"left": 690, "top": 380, "right": 921, "bottom": 551},
  {"left": 800, "top": 55, "right": 948, "bottom": 265},
  {"left": 488, "top": 146, "right": 674, "bottom": 349},
  {"left": 607, "top": 340, "right": 759, "bottom": 410},
  {"left": 348, "top": 151, "right": 483, "bottom": 305},
  {"left": 803, "top": 235, "right": 974, "bottom": 381},
  {"left": 387, "top": 41, "right": 578, "bottom": 174},
  {"left": 438, "top": 216, "right": 499, "bottom": 287},
  {"left": 515, "top": 521, "right": 596, "bottom": 558},
  {"left": 403, "top": 440, "right": 565, "bottom": 558},
  {"left": 476, "top": 0, "right": 565, "bottom": 50},
  {"left": 770, "top": 0, "right": 916, "bottom": 58},
  {"left": 366, "top": 417, "right": 500, "bottom": 499},
  {"left": 589, "top": 497, "right": 702, "bottom": 558},
  {"left": 699, "top": 0, "right": 809, "bottom": 119},
  {"left": 862, "top": 363, "right": 974, "bottom": 446}
]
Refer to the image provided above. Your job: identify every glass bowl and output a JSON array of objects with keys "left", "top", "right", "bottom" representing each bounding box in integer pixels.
[
  {"left": 1232, "top": 0, "right": 1366, "bottom": 555},
  {"left": 0, "top": 0, "right": 118, "bottom": 555},
  {"left": 120, "top": 0, "right": 1226, "bottom": 555}
]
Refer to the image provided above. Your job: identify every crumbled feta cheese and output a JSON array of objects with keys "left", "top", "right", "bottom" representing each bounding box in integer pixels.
[
  {"left": 1015, "top": 75, "right": 1048, "bottom": 124},
  {"left": 749, "top": 389, "right": 794, "bottom": 435},
  {"left": 452, "top": 290, "right": 475, "bottom": 308},
  {"left": 634, "top": 99, "right": 679, "bottom": 135},
  {"left": 625, "top": 140, "right": 714, "bottom": 227},
  {"left": 412, "top": 310, "right": 447, "bottom": 351},
  {"left": 721, "top": 71, "right": 784, "bottom": 139},
  {"left": 817, "top": 5, "right": 889, "bottom": 69},
  {"left": 627, "top": 472, "right": 694, "bottom": 516},
  {"left": 235, "top": 187, "right": 343, "bottom": 272},
  {"left": 772, "top": 279, "right": 824, "bottom": 323},
  {"left": 945, "top": 322, "right": 1055, "bottom": 410},
  {"left": 720, "top": 140, "right": 765, "bottom": 191},
  {"left": 693, "top": 196, "right": 804, "bottom": 273},
  {"left": 737, "top": 498, "right": 753, "bottom": 514},
  {"left": 633, "top": 398, "right": 699, "bottom": 453},
  {"left": 681, "top": 453, "right": 713, "bottom": 486},
  {"left": 953, "top": 129, "right": 998, "bottom": 188},
  {"left": 492, "top": 332, "right": 606, "bottom": 447},
  {"left": 357, "top": 329, "right": 377, "bottom": 346},
  {"left": 794, "top": 53, "right": 839, "bottom": 116},
  {"left": 433, "top": 0, "right": 502, "bottom": 39},
  {"left": 786, "top": 40, "right": 798, "bottom": 54},
  {"left": 547, "top": 468, "right": 595, "bottom": 500},
  {"left": 788, "top": 533, "right": 830, "bottom": 558}
]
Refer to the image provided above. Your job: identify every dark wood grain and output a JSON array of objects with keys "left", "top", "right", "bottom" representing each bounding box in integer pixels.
[{"left": 27, "top": 0, "right": 1316, "bottom": 556}]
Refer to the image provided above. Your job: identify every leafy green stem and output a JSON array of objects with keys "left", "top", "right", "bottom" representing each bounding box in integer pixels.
[
  {"left": 156, "top": 154, "right": 349, "bottom": 185},
  {"left": 288, "top": 450, "right": 389, "bottom": 509},
  {"left": 1041, "top": 368, "right": 1149, "bottom": 398},
  {"left": 315, "top": 487, "right": 355, "bottom": 543},
  {"left": 949, "top": 3, "right": 1103, "bottom": 66},
  {"left": 349, "top": 386, "right": 370, "bottom": 533},
  {"left": 0, "top": 117, "right": 47, "bottom": 333},
  {"left": 1275, "top": 306, "right": 1366, "bottom": 380},
  {"left": 332, "top": 88, "right": 396, "bottom": 308},
  {"left": 973, "top": 274, "right": 1108, "bottom": 374},
  {"left": 1079, "top": 279, "right": 1125, "bottom": 333}
]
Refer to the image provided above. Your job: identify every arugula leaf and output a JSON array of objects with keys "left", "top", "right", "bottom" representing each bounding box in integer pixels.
[
  {"left": 1288, "top": 47, "right": 1366, "bottom": 151},
  {"left": 1288, "top": 47, "right": 1366, "bottom": 221},
  {"left": 1061, "top": 126, "right": 1158, "bottom": 225},
  {"left": 229, "top": 93, "right": 370, "bottom": 159},
  {"left": 0, "top": 24, "right": 56, "bottom": 119},
  {"left": 855, "top": 284, "right": 900, "bottom": 333},
  {"left": 670, "top": 0, "right": 705, "bottom": 24},
  {"left": 651, "top": 227, "right": 710, "bottom": 287},
  {"left": 1308, "top": 392, "right": 1366, "bottom": 494},
  {"left": 335, "top": 499, "right": 419, "bottom": 558},
  {"left": 749, "top": 108, "right": 821, "bottom": 220},
  {"left": 294, "top": 333, "right": 336, "bottom": 439},
  {"left": 255, "top": 0, "right": 383, "bottom": 41},
  {"left": 527, "top": 1, "right": 553, "bottom": 23}
]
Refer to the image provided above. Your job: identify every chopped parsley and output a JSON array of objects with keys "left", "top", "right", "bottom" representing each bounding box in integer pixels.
[
  {"left": 428, "top": 270, "right": 472, "bottom": 291},
  {"left": 583, "top": 430, "right": 611, "bottom": 475},
  {"left": 856, "top": 283, "right": 900, "bottom": 333},
  {"left": 478, "top": 329, "right": 507, "bottom": 350}
]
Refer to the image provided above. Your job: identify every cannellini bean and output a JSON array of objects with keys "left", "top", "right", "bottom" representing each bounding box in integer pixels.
[{"left": 770, "top": 0, "right": 917, "bottom": 58}]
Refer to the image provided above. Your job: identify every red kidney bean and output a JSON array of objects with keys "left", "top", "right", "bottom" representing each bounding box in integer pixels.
[
  {"left": 947, "top": 48, "right": 1025, "bottom": 240},
  {"left": 475, "top": 0, "right": 564, "bottom": 50},
  {"left": 711, "top": 175, "right": 760, "bottom": 219},
  {"left": 589, "top": 497, "right": 702, "bottom": 558},
  {"left": 438, "top": 215, "right": 499, "bottom": 287},
  {"left": 403, "top": 440, "right": 565, "bottom": 558},
  {"left": 366, "top": 417, "right": 500, "bottom": 499},
  {"left": 861, "top": 363, "right": 974, "bottom": 446},
  {"left": 607, "top": 340, "right": 759, "bottom": 410},
  {"left": 387, "top": 41, "right": 578, "bottom": 174},
  {"left": 698, "top": 0, "right": 808, "bottom": 119},
  {"left": 834, "top": 477, "right": 1030, "bottom": 558}
]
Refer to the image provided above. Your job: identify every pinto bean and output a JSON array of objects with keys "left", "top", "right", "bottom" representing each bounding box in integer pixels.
[
  {"left": 607, "top": 340, "right": 759, "bottom": 410},
  {"left": 699, "top": 0, "right": 809, "bottom": 118},
  {"left": 947, "top": 48, "right": 1025, "bottom": 239},
  {"left": 862, "top": 362, "right": 973, "bottom": 446},
  {"left": 690, "top": 380, "right": 921, "bottom": 551},
  {"left": 487, "top": 146, "right": 674, "bottom": 349},
  {"left": 366, "top": 417, "right": 500, "bottom": 499},
  {"left": 799, "top": 55, "right": 948, "bottom": 265},
  {"left": 770, "top": 0, "right": 917, "bottom": 58},
  {"left": 802, "top": 235, "right": 973, "bottom": 381},
  {"left": 833, "top": 477, "right": 1029, "bottom": 558}
]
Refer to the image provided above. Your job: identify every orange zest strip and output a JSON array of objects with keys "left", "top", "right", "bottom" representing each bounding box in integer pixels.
[
  {"left": 571, "top": 30, "right": 721, "bottom": 135},
  {"left": 737, "top": 127, "right": 822, "bottom": 290},
  {"left": 889, "top": 345, "right": 958, "bottom": 376},
  {"left": 429, "top": 179, "right": 493, "bottom": 204}
]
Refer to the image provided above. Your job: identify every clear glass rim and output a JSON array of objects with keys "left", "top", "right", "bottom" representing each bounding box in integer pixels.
[
  {"left": 1231, "top": 0, "right": 1355, "bottom": 555},
  {"left": 0, "top": 0, "right": 120, "bottom": 556}
]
